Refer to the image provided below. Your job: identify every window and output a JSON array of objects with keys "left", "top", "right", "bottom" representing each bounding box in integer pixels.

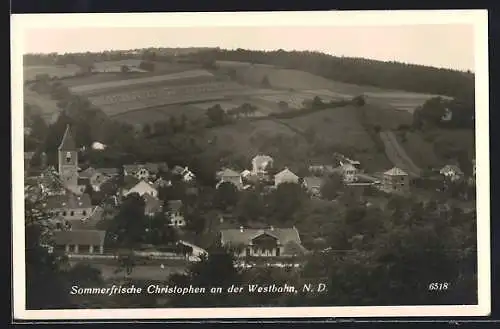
[
  {"left": 82, "top": 210, "right": 87, "bottom": 216},
  {"left": 63, "top": 211, "right": 67, "bottom": 216},
  {"left": 70, "top": 211, "right": 74, "bottom": 216}
]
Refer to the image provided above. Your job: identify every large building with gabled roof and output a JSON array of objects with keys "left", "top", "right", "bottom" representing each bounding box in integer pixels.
[{"left": 382, "top": 167, "right": 410, "bottom": 193}]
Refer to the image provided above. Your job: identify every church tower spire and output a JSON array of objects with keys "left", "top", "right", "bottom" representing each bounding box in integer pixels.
[{"left": 58, "top": 125, "right": 78, "bottom": 190}]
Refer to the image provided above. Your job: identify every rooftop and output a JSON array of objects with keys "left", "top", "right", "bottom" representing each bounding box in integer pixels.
[
  {"left": 384, "top": 167, "right": 408, "bottom": 176},
  {"left": 58, "top": 125, "right": 77, "bottom": 151}
]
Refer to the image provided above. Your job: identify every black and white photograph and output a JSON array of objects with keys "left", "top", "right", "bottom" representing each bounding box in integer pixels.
[{"left": 12, "top": 10, "right": 490, "bottom": 320}]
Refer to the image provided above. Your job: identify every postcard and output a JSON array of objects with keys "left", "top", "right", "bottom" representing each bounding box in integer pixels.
[{"left": 11, "top": 10, "right": 490, "bottom": 320}]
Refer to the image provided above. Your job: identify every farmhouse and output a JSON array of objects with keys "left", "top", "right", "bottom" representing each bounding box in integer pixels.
[
  {"left": 43, "top": 193, "right": 94, "bottom": 221},
  {"left": 52, "top": 229, "right": 106, "bottom": 254},
  {"left": 220, "top": 226, "right": 307, "bottom": 258},
  {"left": 216, "top": 168, "right": 243, "bottom": 190},
  {"left": 274, "top": 168, "right": 300, "bottom": 187},
  {"left": 123, "top": 180, "right": 158, "bottom": 198},
  {"left": 382, "top": 167, "right": 410, "bottom": 193},
  {"left": 166, "top": 200, "right": 185, "bottom": 227}
]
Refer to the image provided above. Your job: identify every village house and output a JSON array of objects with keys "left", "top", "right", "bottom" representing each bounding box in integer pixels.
[
  {"left": 220, "top": 226, "right": 307, "bottom": 258},
  {"left": 274, "top": 168, "right": 300, "bottom": 187},
  {"left": 43, "top": 193, "right": 94, "bottom": 221},
  {"left": 303, "top": 176, "right": 323, "bottom": 196},
  {"left": 440, "top": 164, "right": 464, "bottom": 182},
  {"left": 152, "top": 176, "right": 172, "bottom": 190},
  {"left": 171, "top": 165, "right": 196, "bottom": 182},
  {"left": 79, "top": 167, "right": 114, "bottom": 192},
  {"left": 124, "top": 164, "right": 151, "bottom": 180},
  {"left": 382, "top": 167, "right": 410, "bottom": 193},
  {"left": 216, "top": 168, "right": 244, "bottom": 190},
  {"left": 252, "top": 155, "right": 274, "bottom": 175},
  {"left": 166, "top": 200, "right": 186, "bottom": 227},
  {"left": 122, "top": 179, "right": 159, "bottom": 198},
  {"left": 52, "top": 229, "right": 106, "bottom": 254},
  {"left": 340, "top": 163, "right": 358, "bottom": 183},
  {"left": 143, "top": 193, "right": 163, "bottom": 216}
]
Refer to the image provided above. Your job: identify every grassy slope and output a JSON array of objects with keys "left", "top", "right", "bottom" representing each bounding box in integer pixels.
[{"left": 24, "top": 89, "right": 62, "bottom": 124}]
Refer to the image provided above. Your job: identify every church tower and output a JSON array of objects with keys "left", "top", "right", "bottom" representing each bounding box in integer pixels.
[{"left": 58, "top": 125, "right": 78, "bottom": 189}]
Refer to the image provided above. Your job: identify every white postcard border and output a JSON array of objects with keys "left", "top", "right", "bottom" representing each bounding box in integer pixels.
[{"left": 11, "top": 10, "right": 490, "bottom": 320}]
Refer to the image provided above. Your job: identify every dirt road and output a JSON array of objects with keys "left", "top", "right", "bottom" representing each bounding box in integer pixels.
[{"left": 379, "top": 130, "right": 422, "bottom": 177}]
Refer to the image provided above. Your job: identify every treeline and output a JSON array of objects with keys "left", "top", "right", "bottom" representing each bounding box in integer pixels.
[{"left": 193, "top": 48, "right": 474, "bottom": 99}]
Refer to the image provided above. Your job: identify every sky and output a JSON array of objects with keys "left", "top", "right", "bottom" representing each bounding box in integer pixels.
[{"left": 23, "top": 25, "right": 475, "bottom": 71}]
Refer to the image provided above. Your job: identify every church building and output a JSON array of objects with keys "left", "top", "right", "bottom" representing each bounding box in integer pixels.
[{"left": 58, "top": 125, "right": 85, "bottom": 195}]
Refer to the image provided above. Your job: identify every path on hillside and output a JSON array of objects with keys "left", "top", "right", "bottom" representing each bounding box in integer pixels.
[{"left": 379, "top": 130, "right": 422, "bottom": 177}]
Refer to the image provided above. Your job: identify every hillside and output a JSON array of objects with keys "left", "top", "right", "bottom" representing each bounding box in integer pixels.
[{"left": 209, "top": 48, "right": 474, "bottom": 99}]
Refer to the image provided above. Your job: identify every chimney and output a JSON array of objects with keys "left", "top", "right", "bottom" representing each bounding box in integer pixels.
[
  {"left": 270, "top": 225, "right": 274, "bottom": 231},
  {"left": 239, "top": 226, "right": 244, "bottom": 232}
]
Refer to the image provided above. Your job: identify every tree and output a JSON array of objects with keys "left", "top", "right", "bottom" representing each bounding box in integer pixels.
[
  {"left": 278, "top": 101, "right": 289, "bottom": 112},
  {"left": 25, "top": 196, "right": 72, "bottom": 309},
  {"left": 312, "top": 96, "right": 324, "bottom": 109},
  {"left": 261, "top": 75, "right": 271, "bottom": 88},
  {"left": 148, "top": 212, "right": 178, "bottom": 245},
  {"left": 213, "top": 182, "right": 239, "bottom": 210},
  {"left": 108, "top": 193, "right": 147, "bottom": 247},
  {"left": 351, "top": 95, "right": 366, "bottom": 107},
  {"left": 120, "top": 65, "right": 130, "bottom": 73},
  {"left": 167, "top": 245, "right": 244, "bottom": 307},
  {"left": 206, "top": 104, "right": 226, "bottom": 125},
  {"left": 320, "top": 173, "right": 344, "bottom": 200},
  {"left": 267, "top": 182, "right": 307, "bottom": 223},
  {"left": 142, "top": 123, "right": 152, "bottom": 136}
]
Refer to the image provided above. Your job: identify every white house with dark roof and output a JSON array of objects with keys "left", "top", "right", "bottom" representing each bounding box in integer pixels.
[
  {"left": 52, "top": 229, "right": 106, "bottom": 254},
  {"left": 220, "top": 226, "right": 307, "bottom": 259},
  {"left": 274, "top": 168, "right": 300, "bottom": 187},
  {"left": 166, "top": 200, "right": 185, "bottom": 227},
  {"left": 382, "top": 167, "right": 409, "bottom": 193}
]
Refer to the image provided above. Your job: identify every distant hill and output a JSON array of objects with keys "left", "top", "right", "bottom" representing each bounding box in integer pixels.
[{"left": 195, "top": 48, "right": 474, "bottom": 99}]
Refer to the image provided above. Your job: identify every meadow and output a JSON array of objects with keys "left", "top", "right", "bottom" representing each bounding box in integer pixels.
[
  {"left": 24, "top": 64, "right": 82, "bottom": 80},
  {"left": 219, "top": 61, "right": 450, "bottom": 112}
]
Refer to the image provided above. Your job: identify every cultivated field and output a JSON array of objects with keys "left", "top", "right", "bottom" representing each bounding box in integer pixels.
[
  {"left": 24, "top": 64, "right": 81, "bottom": 81},
  {"left": 90, "top": 82, "right": 246, "bottom": 116},
  {"left": 69, "top": 69, "right": 215, "bottom": 94}
]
